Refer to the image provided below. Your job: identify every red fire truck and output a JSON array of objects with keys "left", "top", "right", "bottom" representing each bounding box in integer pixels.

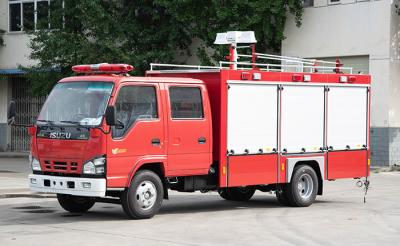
[{"left": 8, "top": 31, "right": 371, "bottom": 219}]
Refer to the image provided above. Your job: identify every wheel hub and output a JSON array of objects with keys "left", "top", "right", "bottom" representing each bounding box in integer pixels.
[
  {"left": 136, "top": 181, "right": 157, "bottom": 210},
  {"left": 297, "top": 173, "right": 313, "bottom": 200}
]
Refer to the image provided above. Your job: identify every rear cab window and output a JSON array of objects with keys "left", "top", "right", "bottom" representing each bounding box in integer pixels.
[{"left": 169, "top": 87, "right": 204, "bottom": 119}]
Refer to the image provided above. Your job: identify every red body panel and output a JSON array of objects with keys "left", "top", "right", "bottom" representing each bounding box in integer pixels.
[
  {"left": 227, "top": 154, "right": 278, "bottom": 187},
  {"left": 163, "top": 83, "right": 212, "bottom": 175},
  {"left": 105, "top": 81, "right": 166, "bottom": 187},
  {"left": 36, "top": 132, "right": 106, "bottom": 174},
  {"left": 148, "top": 72, "right": 229, "bottom": 187},
  {"left": 327, "top": 150, "right": 368, "bottom": 179}
]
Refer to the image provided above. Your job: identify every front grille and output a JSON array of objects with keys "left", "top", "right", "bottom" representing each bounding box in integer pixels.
[{"left": 43, "top": 160, "right": 81, "bottom": 174}]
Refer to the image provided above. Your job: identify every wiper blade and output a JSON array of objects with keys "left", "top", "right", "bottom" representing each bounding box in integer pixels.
[
  {"left": 36, "top": 119, "right": 55, "bottom": 125},
  {"left": 59, "top": 121, "right": 90, "bottom": 129},
  {"left": 59, "top": 120, "right": 81, "bottom": 125}
]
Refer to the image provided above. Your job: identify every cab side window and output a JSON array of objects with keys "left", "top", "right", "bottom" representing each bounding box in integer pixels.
[
  {"left": 113, "top": 86, "right": 158, "bottom": 138},
  {"left": 169, "top": 87, "right": 204, "bottom": 119}
]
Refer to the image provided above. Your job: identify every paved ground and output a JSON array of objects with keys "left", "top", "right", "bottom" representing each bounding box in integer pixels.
[{"left": 0, "top": 158, "right": 399, "bottom": 245}]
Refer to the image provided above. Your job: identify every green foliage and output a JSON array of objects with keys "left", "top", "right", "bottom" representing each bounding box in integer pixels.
[{"left": 26, "top": 0, "right": 303, "bottom": 95}]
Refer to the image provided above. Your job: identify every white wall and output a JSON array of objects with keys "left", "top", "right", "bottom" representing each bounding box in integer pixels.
[
  {"left": 283, "top": 1, "right": 390, "bottom": 58},
  {"left": 0, "top": 0, "right": 35, "bottom": 69},
  {"left": 282, "top": 0, "right": 391, "bottom": 127},
  {"left": 0, "top": 78, "right": 9, "bottom": 124}
]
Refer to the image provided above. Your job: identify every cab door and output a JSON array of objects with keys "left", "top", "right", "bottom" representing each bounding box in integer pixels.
[
  {"left": 164, "top": 84, "right": 212, "bottom": 176},
  {"left": 106, "top": 82, "right": 165, "bottom": 187}
]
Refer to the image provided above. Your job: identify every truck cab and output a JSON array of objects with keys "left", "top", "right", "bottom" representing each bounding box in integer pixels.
[{"left": 23, "top": 64, "right": 213, "bottom": 219}]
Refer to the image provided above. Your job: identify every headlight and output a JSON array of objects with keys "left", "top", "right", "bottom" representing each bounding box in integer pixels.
[
  {"left": 83, "top": 157, "right": 105, "bottom": 175},
  {"left": 31, "top": 157, "right": 41, "bottom": 171},
  {"left": 83, "top": 161, "right": 95, "bottom": 174}
]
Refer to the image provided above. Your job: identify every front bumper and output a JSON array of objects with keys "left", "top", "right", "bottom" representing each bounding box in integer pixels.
[{"left": 28, "top": 174, "right": 106, "bottom": 197}]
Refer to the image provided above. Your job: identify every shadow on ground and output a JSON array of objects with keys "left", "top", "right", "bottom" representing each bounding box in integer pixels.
[{"left": 3, "top": 194, "right": 336, "bottom": 225}]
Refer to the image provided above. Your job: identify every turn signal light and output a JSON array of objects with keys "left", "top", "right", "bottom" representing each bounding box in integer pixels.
[{"left": 72, "top": 63, "right": 134, "bottom": 74}]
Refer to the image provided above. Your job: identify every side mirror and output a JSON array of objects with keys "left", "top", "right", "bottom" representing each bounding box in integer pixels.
[
  {"left": 105, "top": 105, "right": 116, "bottom": 126},
  {"left": 7, "top": 100, "right": 16, "bottom": 125}
]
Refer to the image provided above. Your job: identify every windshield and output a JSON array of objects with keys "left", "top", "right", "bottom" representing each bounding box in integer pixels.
[{"left": 37, "top": 82, "right": 113, "bottom": 126}]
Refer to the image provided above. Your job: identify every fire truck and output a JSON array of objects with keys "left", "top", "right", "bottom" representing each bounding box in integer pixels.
[{"left": 8, "top": 31, "right": 371, "bottom": 219}]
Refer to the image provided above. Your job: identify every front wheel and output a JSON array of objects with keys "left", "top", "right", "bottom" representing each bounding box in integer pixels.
[
  {"left": 286, "top": 165, "right": 318, "bottom": 207},
  {"left": 218, "top": 187, "right": 256, "bottom": 201},
  {"left": 57, "top": 194, "right": 95, "bottom": 213},
  {"left": 121, "top": 170, "right": 164, "bottom": 219}
]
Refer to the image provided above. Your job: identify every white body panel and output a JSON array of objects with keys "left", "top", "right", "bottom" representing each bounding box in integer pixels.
[
  {"left": 29, "top": 174, "right": 106, "bottom": 197},
  {"left": 327, "top": 87, "right": 368, "bottom": 150},
  {"left": 281, "top": 86, "right": 325, "bottom": 153},
  {"left": 227, "top": 83, "right": 277, "bottom": 154},
  {"left": 286, "top": 156, "right": 325, "bottom": 182}
]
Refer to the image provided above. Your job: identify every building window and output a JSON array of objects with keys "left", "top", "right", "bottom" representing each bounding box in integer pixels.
[
  {"left": 303, "top": 0, "right": 314, "bottom": 8},
  {"left": 8, "top": 0, "right": 62, "bottom": 32},
  {"left": 328, "top": 0, "right": 341, "bottom": 4}
]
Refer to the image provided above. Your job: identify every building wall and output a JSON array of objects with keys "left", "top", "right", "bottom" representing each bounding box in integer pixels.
[
  {"left": 0, "top": 77, "right": 11, "bottom": 151},
  {"left": 0, "top": 0, "right": 35, "bottom": 151},
  {"left": 387, "top": 1, "right": 400, "bottom": 165},
  {"left": 0, "top": 0, "right": 35, "bottom": 69},
  {"left": 282, "top": 0, "right": 400, "bottom": 166}
]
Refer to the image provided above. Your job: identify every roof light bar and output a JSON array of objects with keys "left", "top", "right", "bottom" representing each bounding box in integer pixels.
[
  {"left": 214, "top": 31, "right": 257, "bottom": 45},
  {"left": 214, "top": 31, "right": 257, "bottom": 70},
  {"left": 72, "top": 63, "right": 134, "bottom": 74}
]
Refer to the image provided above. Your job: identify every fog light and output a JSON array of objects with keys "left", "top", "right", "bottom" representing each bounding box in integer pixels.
[
  {"left": 82, "top": 182, "right": 91, "bottom": 189},
  {"left": 30, "top": 178, "right": 37, "bottom": 184}
]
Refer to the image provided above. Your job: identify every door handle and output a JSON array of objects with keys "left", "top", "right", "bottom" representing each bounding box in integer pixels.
[
  {"left": 198, "top": 137, "right": 206, "bottom": 144},
  {"left": 151, "top": 138, "right": 161, "bottom": 146}
]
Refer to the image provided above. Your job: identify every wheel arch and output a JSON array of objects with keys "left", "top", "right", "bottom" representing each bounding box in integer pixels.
[
  {"left": 126, "top": 158, "right": 168, "bottom": 199},
  {"left": 287, "top": 157, "right": 324, "bottom": 195}
]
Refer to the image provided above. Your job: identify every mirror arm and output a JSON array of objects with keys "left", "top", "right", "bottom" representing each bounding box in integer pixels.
[{"left": 95, "top": 126, "right": 111, "bottom": 135}]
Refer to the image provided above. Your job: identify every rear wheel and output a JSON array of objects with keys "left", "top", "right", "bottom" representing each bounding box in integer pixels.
[
  {"left": 57, "top": 194, "right": 95, "bottom": 213},
  {"left": 286, "top": 165, "right": 318, "bottom": 207},
  {"left": 121, "top": 170, "right": 164, "bottom": 219},
  {"left": 218, "top": 187, "right": 256, "bottom": 201}
]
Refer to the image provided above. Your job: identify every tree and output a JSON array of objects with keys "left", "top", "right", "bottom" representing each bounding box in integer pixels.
[{"left": 26, "top": 0, "right": 303, "bottom": 95}]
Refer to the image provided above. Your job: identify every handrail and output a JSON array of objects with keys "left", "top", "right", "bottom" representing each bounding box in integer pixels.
[
  {"left": 149, "top": 52, "right": 354, "bottom": 74},
  {"left": 219, "top": 61, "right": 353, "bottom": 74},
  {"left": 150, "top": 63, "right": 224, "bottom": 71}
]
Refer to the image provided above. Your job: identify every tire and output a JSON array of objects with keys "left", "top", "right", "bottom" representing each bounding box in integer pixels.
[
  {"left": 276, "top": 184, "right": 290, "bottom": 206},
  {"left": 57, "top": 194, "right": 95, "bottom": 213},
  {"left": 218, "top": 187, "right": 256, "bottom": 201},
  {"left": 218, "top": 188, "right": 233, "bottom": 200},
  {"left": 121, "top": 170, "right": 164, "bottom": 219},
  {"left": 286, "top": 165, "right": 318, "bottom": 207}
]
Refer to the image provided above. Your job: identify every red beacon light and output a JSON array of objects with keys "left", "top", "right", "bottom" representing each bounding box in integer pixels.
[{"left": 72, "top": 63, "right": 134, "bottom": 74}]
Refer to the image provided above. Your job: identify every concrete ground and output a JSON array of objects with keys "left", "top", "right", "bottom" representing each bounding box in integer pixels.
[{"left": 0, "top": 158, "right": 399, "bottom": 245}]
